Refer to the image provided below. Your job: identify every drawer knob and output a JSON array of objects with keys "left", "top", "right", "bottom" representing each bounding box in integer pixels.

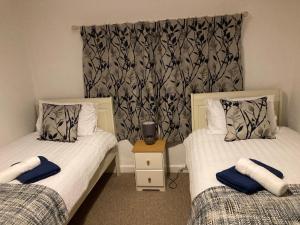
[
  {"left": 146, "top": 160, "right": 150, "bottom": 166},
  {"left": 148, "top": 178, "right": 151, "bottom": 183}
]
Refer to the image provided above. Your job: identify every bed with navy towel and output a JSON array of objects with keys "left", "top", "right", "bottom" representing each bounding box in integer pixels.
[
  {"left": 184, "top": 127, "right": 300, "bottom": 225},
  {"left": 0, "top": 97, "right": 118, "bottom": 224},
  {"left": 0, "top": 130, "right": 117, "bottom": 224},
  {"left": 185, "top": 90, "right": 300, "bottom": 224}
]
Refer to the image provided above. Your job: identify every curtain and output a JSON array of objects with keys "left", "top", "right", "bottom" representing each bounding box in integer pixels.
[{"left": 81, "top": 14, "right": 243, "bottom": 144}]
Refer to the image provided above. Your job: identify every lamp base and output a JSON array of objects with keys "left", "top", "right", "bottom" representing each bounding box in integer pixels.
[{"left": 144, "top": 137, "right": 156, "bottom": 145}]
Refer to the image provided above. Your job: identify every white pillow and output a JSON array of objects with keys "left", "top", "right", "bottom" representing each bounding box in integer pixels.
[
  {"left": 206, "top": 95, "right": 278, "bottom": 135},
  {"left": 207, "top": 99, "right": 227, "bottom": 134},
  {"left": 36, "top": 100, "right": 97, "bottom": 136},
  {"left": 77, "top": 103, "right": 97, "bottom": 136}
]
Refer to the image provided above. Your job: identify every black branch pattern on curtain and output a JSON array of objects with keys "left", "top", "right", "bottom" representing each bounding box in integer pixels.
[{"left": 81, "top": 14, "right": 243, "bottom": 144}]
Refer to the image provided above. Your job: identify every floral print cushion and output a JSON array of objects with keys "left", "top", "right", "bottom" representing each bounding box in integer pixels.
[
  {"left": 220, "top": 97, "right": 275, "bottom": 141},
  {"left": 39, "top": 103, "right": 82, "bottom": 142}
]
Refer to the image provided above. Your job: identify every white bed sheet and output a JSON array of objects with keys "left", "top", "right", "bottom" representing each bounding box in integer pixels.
[
  {"left": 0, "top": 130, "right": 117, "bottom": 212},
  {"left": 184, "top": 127, "right": 300, "bottom": 200}
]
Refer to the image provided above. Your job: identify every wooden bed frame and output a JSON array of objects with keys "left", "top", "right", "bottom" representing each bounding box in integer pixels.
[
  {"left": 191, "top": 90, "right": 283, "bottom": 131},
  {"left": 37, "top": 97, "right": 119, "bottom": 223}
]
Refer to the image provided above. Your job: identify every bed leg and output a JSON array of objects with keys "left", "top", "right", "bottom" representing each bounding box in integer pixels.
[{"left": 115, "top": 147, "right": 121, "bottom": 176}]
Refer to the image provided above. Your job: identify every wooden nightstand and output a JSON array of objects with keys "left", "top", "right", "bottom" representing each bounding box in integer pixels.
[{"left": 132, "top": 139, "right": 166, "bottom": 191}]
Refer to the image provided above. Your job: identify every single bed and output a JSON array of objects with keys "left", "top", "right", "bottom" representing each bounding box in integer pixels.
[
  {"left": 184, "top": 90, "right": 300, "bottom": 224},
  {"left": 0, "top": 97, "right": 119, "bottom": 224}
]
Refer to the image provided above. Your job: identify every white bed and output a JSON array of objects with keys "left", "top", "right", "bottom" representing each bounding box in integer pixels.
[
  {"left": 0, "top": 130, "right": 117, "bottom": 211},
  {"left": 184, "top": 90, "right": 300, "bottom": 200},
  {"left": 0, "top": 97, "right": 119, "bottom": 223},
  {"left": 185, "top": 127, "right": 300, "bottom": 200}
]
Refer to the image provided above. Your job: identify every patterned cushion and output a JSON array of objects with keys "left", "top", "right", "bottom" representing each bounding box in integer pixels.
[
  {"left": 220, "top": 97, "right": 275, "bottom": 141},
  {"left": 39, "top": 104, "right": 82, "bottom": 142}
]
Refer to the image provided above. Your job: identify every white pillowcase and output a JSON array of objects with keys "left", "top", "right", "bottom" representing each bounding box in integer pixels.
[
  {"left": 77, "top": 103, "right": 98, "bottom": 136},
  {"left": 206, "top": 95, "right": 278, "bottom": 135},
  {"left": 36, "top": 100, "right": 97, "bottom": 137},
  {"left": 207, "top": 99, "right": 228, "bottom": 134}
]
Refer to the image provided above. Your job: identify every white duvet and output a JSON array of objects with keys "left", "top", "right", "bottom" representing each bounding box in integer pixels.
[
  {"left": 184, "top": 127, "right": 300, "bottom": 200},
  {"left": 0, "top": 130, "right": 117, "bottom": 211}
]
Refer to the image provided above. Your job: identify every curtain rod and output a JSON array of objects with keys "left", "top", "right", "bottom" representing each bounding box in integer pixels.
[{"left": 71, "top": 11, "right": 249, "bottom": 31}]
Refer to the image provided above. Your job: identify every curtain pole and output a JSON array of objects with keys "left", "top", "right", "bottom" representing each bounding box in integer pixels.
[{"left": 71, "top": 11, "right": 249, "bottom": 31}]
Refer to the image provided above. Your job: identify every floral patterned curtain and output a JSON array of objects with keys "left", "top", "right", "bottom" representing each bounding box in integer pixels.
[{"left": 81, "top": 14, "right": 243, "bottom": 144}]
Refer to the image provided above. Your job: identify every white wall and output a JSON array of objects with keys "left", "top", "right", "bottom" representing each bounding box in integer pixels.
[
  {"left": 286, "top": 10, "right": 300, "bottom": 133},
  {"left": 0, "top": 0, "right": 36, "bottom": 146},
  {"left": 289, "top": 74, "right": 300, "bottom": 132},
  {"left": 17, "top": 0, "right": 300, "bottom": 171}
]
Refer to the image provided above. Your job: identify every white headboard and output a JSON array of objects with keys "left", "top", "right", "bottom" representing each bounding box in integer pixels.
[
  {"left": 191, "top": 90, "right": 283, "bottom": 131},
  {"left": 37, "top": 97, "right": 115, "bottom": 134}
]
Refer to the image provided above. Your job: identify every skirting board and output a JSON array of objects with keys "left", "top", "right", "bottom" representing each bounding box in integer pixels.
[{"left": 120, "top": 164, "right": 188, "bottom": 173}]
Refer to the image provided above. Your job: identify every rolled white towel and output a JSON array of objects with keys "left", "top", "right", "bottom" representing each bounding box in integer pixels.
[
  {"left": 0, "top": 157, "right": 41, "bottom": 183},
  {"left": 235, "top": 158, "right": 288, "bottom": 196}
]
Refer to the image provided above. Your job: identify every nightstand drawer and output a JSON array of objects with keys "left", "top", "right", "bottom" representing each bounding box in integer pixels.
[
  {"left": 135, "top": 170, "right": 164, "bottom": 187},
  {"left": 135, "top": 153, "right": 163, "bottom": 170}
]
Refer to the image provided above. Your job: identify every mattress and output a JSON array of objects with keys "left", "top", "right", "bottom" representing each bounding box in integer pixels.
[
  {"left": 0, "top": 130, "right": 117, "bottom": 211},
  {"left": 184, "top": 127, "right": 300, "bottom": 200}
]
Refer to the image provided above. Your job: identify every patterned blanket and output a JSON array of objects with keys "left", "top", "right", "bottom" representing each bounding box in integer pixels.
[
  {"left": 189, "top": 185, "right": 300, "bottom": 225},
  {"left": 0, "top": 183, "right": 68, "bottom": 225}
]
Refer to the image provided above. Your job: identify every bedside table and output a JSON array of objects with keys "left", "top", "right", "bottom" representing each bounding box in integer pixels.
[{"left": 132, "top": 139, "right": 166, "bottom": 191}]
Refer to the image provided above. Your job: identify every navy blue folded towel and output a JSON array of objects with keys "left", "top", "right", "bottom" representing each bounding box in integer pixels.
[
  {"left": 216, "top": 159, "right": 283, "bottom": 194},
  {"left": 16, "top": 156, "right": 60, "bottom": 184}
]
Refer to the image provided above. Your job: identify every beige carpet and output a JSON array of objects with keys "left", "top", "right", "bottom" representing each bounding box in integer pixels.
[{"left": 70, "top": 173, "right": 191, "bottom": 225}]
